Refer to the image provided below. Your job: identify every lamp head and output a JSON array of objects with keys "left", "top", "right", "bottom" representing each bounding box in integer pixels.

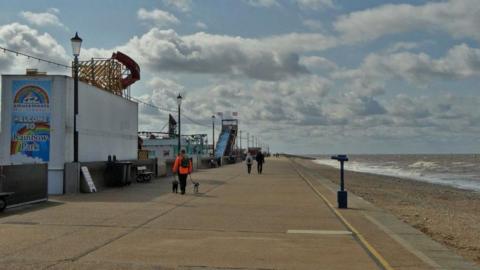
[
  {"left": 331, "top": 155, "right": 349, "bottom": 162},
  {"left": 177, "top": 93, "right": 183, "bottom": 106},
  {"left": 70, "top": 32, "right": 82, "bottom": 57}
]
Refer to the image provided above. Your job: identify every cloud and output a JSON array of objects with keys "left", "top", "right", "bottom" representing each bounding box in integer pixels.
[
  {"left": 302, "top": 19, "right": 324, "bottom": 31},
  {"left": 386, "top": 42, "right": 421, "bottom": 53},
  {"left": 47, "top": 8, "right": 59, "bottom": 14},
  {"left": 296, "top": 0, "right": 335, "bottom": 10},
  {"left": 300, "top": 56, "right": 337, "bottom": 71},
  {"left": 0, "top": 23, "right": 69, "bottom": 72},
  {"left": 135, "top": 75, "right": 333, "bottom": 134},
  {"left": 195, "top": 21, "right": 208, "bottom": 30},
  {"left": 137, "top": 8, "right": 180, "bottom": 27},
  {"left": 174, "top": 75, "right": 332, "bottom": 128},
  {"left": 334, "top": 44, "right": 480, "bottom": 88},
  {"left": 117, "top": 28, "right": 338, "bottom": 81},
  {"left": 388, "top": 94, "right": 430, "bottom": 120},
  {"left": 263, "top": 32, "right": 337, "bottom": 53},
  {"left": 162, "top": 0, "right": 192, "bottom": 13},
  {"left": 244, "top": 0, "right": 280, "bottom": 8},
  {"left": 334, "top": 0, "right": 480, "bottom": 43},
  {"left": 19, "top": 9, "right": 66, "bottom": 29},
  {"left": 0, "top": 23, "right": 72, "bottom": 100}
]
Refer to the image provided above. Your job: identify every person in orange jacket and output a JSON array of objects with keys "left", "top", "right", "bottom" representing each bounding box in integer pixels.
[{"left": 172, "top": 149, "right": 193, "bottom": 194}]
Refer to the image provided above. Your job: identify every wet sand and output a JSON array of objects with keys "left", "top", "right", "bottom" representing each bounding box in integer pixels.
[{"left": 300, "top": 159, "right": 480, "bottom": 265}]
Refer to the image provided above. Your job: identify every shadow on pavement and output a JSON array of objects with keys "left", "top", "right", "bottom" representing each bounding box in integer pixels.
[{"left": 0, "top": 200, "right": 63, "bottom": 219}]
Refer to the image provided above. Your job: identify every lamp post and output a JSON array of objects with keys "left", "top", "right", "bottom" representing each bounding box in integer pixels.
[
  {"left": 331, "top": 155, "right": 349, "bottom": 208},
  {"left": 70, "top": 32, "right": 82, "bottom": 162},
  {"left": 177, "top": 94, "right": 183, "bottom": 154},
  {"left": 239, "top": 130, "right": 242, "bottom": 153},
  {"left": 211, "top": 115, "right": 215, "bottom": 156}
]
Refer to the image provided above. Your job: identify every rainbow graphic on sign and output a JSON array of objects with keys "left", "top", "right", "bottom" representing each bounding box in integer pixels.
[
  {"left": 10, "top": 80, "right": 51, "bottom": 163},
  {"left": 13, "top": 85, "right": 50, "bottom": 105}
]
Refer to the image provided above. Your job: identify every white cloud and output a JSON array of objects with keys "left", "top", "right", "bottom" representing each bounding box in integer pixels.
[
  {"left": 296, "top": 0, "right": 335, "bottom": 10},
  {"left": 386, "top": 42, "right": 420, "bottom": 53},
  {"left": 10, "top": 153, "right": 46, "bottom": 164},
  {"left": 137, "top": 8, "right": 180, "bottom": 27},
  {"left": 163, "top": 0, "right": 192, "bottom": 13},
  {"left": 195, "top": 21, "right": 208, "bottom": 30},
  {"left": 334, "top": 44, "right": 480, "bottom": 87},
  {"left": 244, "top": 0, "right": 280, "bottom": 8},
  {"left": 260, "top": 32, "right": 337, "bottom": 53},
  {"left": 186, "top": 75, "right": 331, "bottom": 127},
  {"left": 116, "top": 28, "right": 337, "bottom": 81},
  {"left": 47, "top": 8, "right": 59, "bottom": 14},
  {"left": 0, "top": 23, "right": 69, "bottom": 70},
  {"left": 300, "top": 56, "right": 337, "bottom": 71},
  {"left": 302, "top": 19, "right": 324, "bottom": 31},
  {"left": 334, "top": 0, "right": 480, "bottom": 43},
  {"left": 19, "top": 10, "right": 66, "bottom": 29},
  {"left": 0, "top": 23, "right": 71, "bottom": 110}
]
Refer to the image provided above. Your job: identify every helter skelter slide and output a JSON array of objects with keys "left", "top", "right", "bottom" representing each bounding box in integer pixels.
[
  {"left": 215, "top": 119, "right": 238, "bottom": 158},
  {"left": 75, "top": 51, "right": 140, "bottom": 96}
]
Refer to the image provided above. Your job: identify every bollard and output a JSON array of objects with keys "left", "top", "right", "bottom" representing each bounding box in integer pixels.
[{"left": 331, "top": 155, "right": 349, "bottom": 209}]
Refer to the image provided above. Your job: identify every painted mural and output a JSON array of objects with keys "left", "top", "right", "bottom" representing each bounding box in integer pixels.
[{"left": 10, "top": 80, "right": 51, "bottom": 163}]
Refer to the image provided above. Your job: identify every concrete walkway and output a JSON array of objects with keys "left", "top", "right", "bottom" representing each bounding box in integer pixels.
[{"left": 0, "top": 158, "right": 477, "bottom": 270}]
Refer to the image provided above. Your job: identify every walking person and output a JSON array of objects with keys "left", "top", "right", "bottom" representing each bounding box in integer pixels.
[
  {"left": 246, "top": 152, "right": 253, "bottom": 174},
  {"left": 256, "top": 151, "right": 265, "bottom": 174},
  {"left": 172, "top": 149, "right": 193, "bottom": 195}
]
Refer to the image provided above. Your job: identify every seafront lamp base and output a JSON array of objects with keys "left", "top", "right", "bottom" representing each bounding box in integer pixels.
[{"left": 337, "top": 190, "right": 348, "bottom": 209}]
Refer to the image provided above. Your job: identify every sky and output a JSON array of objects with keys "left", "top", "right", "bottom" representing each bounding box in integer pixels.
[{"left": 0, "top": 0, "right": 480, "bottom": 154}]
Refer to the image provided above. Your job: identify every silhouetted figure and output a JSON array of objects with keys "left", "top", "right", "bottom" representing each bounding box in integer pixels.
[
  {"left": 246, "top": 152, "right": 253, "bottom": 174},
  {"left": 256, "top": 152, "right": 265, "bottom": 174}
]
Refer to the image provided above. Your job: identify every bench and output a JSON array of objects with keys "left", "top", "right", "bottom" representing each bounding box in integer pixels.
[
  {"left": 0, "top": 192, "right": 14, "bottom": 212},
  {"left": 136, "top": 166, "right": 153, "bottom": 183}
]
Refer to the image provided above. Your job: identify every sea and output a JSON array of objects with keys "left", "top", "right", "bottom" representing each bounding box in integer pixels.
[{"left": 312, "top": 154, "right": 480, "bottom": 192}]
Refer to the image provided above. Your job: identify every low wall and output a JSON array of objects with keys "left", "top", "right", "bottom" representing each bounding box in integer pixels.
[
  {"left": 68, "top": 156, "right": 217, "bottom": 191},
  {"left": 0, "top": 164, "right": 48, "bottom": 207},
  {"left": 64, "top": 159, "right": 157, "bottom": 193},
  {"left": 158, "top": 156, "right": 212, "bottom": 177}
]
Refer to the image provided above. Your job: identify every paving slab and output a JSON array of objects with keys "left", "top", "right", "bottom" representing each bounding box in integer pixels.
[{"left": 79, "top": 229, "right": 377, "bottom": 270}]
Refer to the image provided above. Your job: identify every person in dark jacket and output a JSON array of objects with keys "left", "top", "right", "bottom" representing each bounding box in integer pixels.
[{"left": 256, "top": 152, "right": 265, "bottom": 174}]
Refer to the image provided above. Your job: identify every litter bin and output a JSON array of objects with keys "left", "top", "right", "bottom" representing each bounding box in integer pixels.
[{"left": 106, "top": 161, "right": 132, "bottom": 186}]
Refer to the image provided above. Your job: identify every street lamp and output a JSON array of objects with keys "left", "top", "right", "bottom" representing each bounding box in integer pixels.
[
  {"left": 211, "top": 115, "right": 215, "bottom": 157},
  {"left": 71, "top": 32, "right": 82, "bottom": 162},
  {"left": 177, "top": 94, "right": 183, "bottom": 154}
]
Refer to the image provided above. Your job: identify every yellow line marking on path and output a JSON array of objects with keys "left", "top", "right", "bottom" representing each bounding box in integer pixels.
[
  {"left": 363, "top": 213, "right": 442, "bottom": 269},
  {"left": 291, "top": 160, "right": 395, "bottom": 270},
  {"left": 287, "top": 230, "right": 353, "bottom": 235}
]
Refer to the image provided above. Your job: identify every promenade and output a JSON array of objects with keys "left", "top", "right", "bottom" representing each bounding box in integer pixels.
[{"left": 0, "top": 158, "right": 477, "bottom": 270}]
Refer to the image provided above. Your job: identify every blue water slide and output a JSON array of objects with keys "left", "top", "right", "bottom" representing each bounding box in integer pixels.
[{"left": 215, "top": 130, "right": 230, "bottom": 158}]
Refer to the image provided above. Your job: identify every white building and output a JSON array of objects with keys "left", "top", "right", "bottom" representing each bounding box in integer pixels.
[{"left": 0, "top": 74, "right": 138, "bottom": 194}]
